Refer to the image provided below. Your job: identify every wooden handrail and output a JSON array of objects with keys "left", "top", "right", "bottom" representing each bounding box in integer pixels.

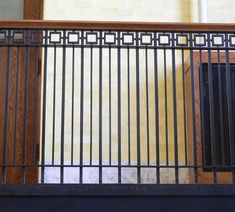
[{"left": 0, "top": 20, "right": 234, "bottom": 32}]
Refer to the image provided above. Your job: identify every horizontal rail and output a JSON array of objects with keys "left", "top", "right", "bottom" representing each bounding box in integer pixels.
[
  {"left": 1, "top": 184, "right": 235, "bottom": 196},
  {"left": 0, "top": 20, "right": 235, "bottom": 32}
]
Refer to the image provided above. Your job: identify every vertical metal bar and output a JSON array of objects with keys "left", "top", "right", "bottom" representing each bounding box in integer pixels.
[
  {"left": 181, "top": 49, "right": 188, "bottom": 166},
  {"left": 33, "top": 47, "right": 39, "bottom": 164},
  {"left": 199, "top": 49, "right": 207, "bottom": 167},
  {"left": 163, "top": 48, "right": 169, "bottom": 166},
  {"left": 13, "top": 47, "right": 20, "bottom": 164},
  {"left": 145, "top": 48, "right": 150, "bottom": 166},
  {"left": 207, "top": 34, "right": 217, "bottom": 184},
  {"left": 189, "top": 33, "right": 198, "bottom": 183},
  {"left": 171, "top": 33, "right": 179, "bottom": 184},
  {"left": 154, "top": 34, "right": 160, "bottom": 184},
  {"left": 225, "top": 34, "right": 235, "bottom": 182},
  {"left": 109, "top": 46, "right": 112, "bottom": 166},
  {"left": 99, "top": 30, "right": 103, "bottom": 184},
  {"left": 41, "top": 30, "right": 48, "bottom": 184},
  {"left": 71, "top": 45, "right": 75, "bottom": 165},
  {"left": 60, "top": 30, "right": 66, "bottom": 184},
  {"left": 2, "top": 46, "right": 11, "bottom": 183},
  {"left": 117, "top": 31, "right": 121, "bottom": 183},
  {"left": 217, "top": 50, "right": 225, "bottom": 165},
  {"left": 79, "top": 30, "right": 84, "bottom": 184},
  {"left": 22, "top": 45, "right": 30, "bottom": 184},
  {"left": 136, "top": 32, "right": 141, "bottom": 184},
  {"left": 90, "top": 46, "right": 93, "bottom": 166},
  {"left": 52, "top": 47, "right": 56, "bottom": 165},
  {"left": 127, "top": 47, "right": 131, "bottom": 166}
]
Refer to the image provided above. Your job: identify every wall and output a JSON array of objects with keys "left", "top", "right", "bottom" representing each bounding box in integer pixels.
[{"left": 0, "top": 0, "right": 23, "bottom": 19}]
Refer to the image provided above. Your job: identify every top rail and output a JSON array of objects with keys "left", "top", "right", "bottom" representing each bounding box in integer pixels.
[{"left": 0, "top": 20, "right": 235, "bottom": 32}]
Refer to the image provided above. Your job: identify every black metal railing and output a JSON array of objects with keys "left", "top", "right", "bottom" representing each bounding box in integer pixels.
[{"left": 0, "top": 21, "right": 235, "bottom": 185}]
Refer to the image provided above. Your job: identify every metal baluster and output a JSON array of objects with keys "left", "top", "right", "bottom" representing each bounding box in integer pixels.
[
  {"left": 52, "top": 46, "right": 56, "bottom": 165},
  {"left": 135, "top": 32, "right": 141, "bottom": 184},
  {"left": 33, "top": 47, "right": 39, "bottom": 165},
  {"left": 60, "top": 30, "right": 66, "bottom": 184},
  {"left": 22, "top": 44, "right": 30, "bottom": 184},
  {"left": 217, "top": 50, "right": 225, "bottom": 166},
  {"left": 71, "top": 45, "right": 75, "bottom": 165},
  {"left": 207, "top": 35, "right": 217, "bottom": 184},
  {"left": 79, "top": 30, "right": 84, "bottom": 184},
  {"left": 13, "top": 47, "right": 20, "bottom": 164},
  {"left": 171, "top": 33, "right": 179, "bottom": 184},
  {"left": 145, "top": 47, "right": 150, "bottom": 166},
  {"left": 117, "top": 31, "right": 121, "bottom": 183},
  {"left": 163, "top": 48, "right": 169, "bottom": 166},
  {"left": 99, "top": 31, "right": 103, "bottom": 184},
  {"left": 2, "top": 45, "right": 11, "bottom": 183},
  {"left": 127, "top": 47, "right": 131, "bottom": 166},
  {"left": 109, "top": 46, "right": 112, "bottom": 166},
  {"left": 154, "top": 33, "right": 160, "bottom": 183},
  {"left": 199, "top": 49, "right": 207, "bottom": 169},
  {"left": 41, "top": 30, "right": 48, "bottom": 184},
  {"left": 90, "top": 46, "right": 93, "bottom": 166},
  {"left": 181, "top": 49, "right": 188, "bottom": 166},
  {"left": 225, "top": 34, "right": 235, "bottom": 183},
  {"left": 189, "top": 33, "right": 198, "bottom": 183}
]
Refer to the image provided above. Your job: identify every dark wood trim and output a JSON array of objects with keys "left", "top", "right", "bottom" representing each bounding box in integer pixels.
[
  {"left": 0, "top": 20, "right": 234, "bottom": 31},
  {"left": 23, "top": 0, "right": 44, "bottom": 20}
]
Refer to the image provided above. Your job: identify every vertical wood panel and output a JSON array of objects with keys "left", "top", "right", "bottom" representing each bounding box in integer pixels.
[
  {"left": 0, "top": 0, "right": 43, "bottom": 183},
  {"left": 185, "top": 51, "right": 234, "bottom": 184}
]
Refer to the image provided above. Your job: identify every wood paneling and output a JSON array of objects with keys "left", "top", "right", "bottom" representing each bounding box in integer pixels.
[
  {"left": 0, "top": 0, "right": 43, "bottom": 184},
  {"left": 185, "top": 51, "right": 235, "bottom": 184},
  {"left": 24, "top": 0, "right": 44, "bottom": 20}
]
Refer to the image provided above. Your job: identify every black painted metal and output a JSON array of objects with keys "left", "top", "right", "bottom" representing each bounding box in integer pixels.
[{"left": 0, "top": 28, "right": 235, "bottom": 186}]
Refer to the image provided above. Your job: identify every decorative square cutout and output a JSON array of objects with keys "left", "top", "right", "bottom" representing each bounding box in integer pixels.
[
  {"left": 159, "top": 34, "right": 170, "bottom": 45},
  {"left": 229, "top": 35, "right": 235, "bottom": 46},
  {"left": 13, "top": 31, "right": 24, "bottom": 42},
  {"left": 68, "top": 32, "right": 80, "bottom": 44},
  {"left": 30, "top": 31, "right": 43, "bottom": 44},
  {"left": 122, "top": 33, "right": 134, "bottom": 45},
  {"left": 140, "top": 34, "right": 152, "bottom": 45},
  {"left": 194, "top": 34, "right": 206, "bottom": 46},
  {"left": 211, "top": 34, "right": 224, "bottom": 47},
  {"left": 176, "top": 34, "right": 188, "bottom": 46},
  {"left": 0, "top": 31, "right": 7, "bottom": 43},
  {"left": 49, "top": 32, "right": 62, "bottom": 44},
  {"left": 86, "top": 32, "right": 98, "bottom": 44},
  {"left": 104, "top": 33, "right": 116, "bottom": 44}
]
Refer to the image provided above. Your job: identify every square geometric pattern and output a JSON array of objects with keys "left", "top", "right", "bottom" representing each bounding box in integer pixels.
[
  {"left": 193, "top": 34, "right": 207, "bottom": 46},
  {"left": 211, "top": 34, "right": 224, "bottom": 47},
  {"left": 12, "top": 31, "right": 25, "bottom": 43},
  {"left": 49, "top": 31, "right": 62, "bottom": 44},
  {"left": 140, "top": 33, "right": 153, "bottom": 46},
  {"left": 30, "top": 31, "right": 43, "bottom": 44},
  {"left": 158, "top": 33, "right": 171, "bottom": 46},
  {"left": 0, "top": 31, "right": 7, "bottom": 43},
  {"left": 229, "top": 34, "right": 235, "bottom": 47},
  {"left": 0, "top": 29, "right": 234, "bottom": 50},
  {"left": 68, "top": 32, "right": 80, "bottom": 44},
  {"left": 176, "top": 33, "right": 189, "bottom": 46},
  {"left": 104, "top": 32, "right": 116, "bottom": 45},
  {"left": 85, "top": 32, "right": 98, "bottom": 44},
  {"left": 122, "top": 33, "right": 135, "bottom": 45}
]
